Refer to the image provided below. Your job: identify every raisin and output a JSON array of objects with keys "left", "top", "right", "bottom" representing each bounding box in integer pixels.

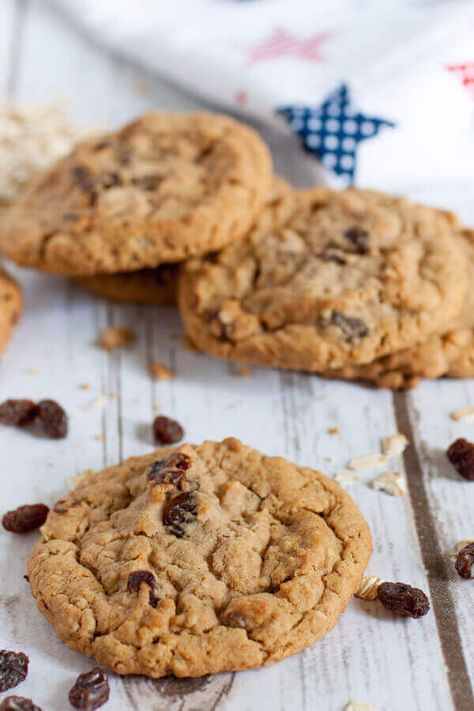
[
  {"left": 317, "top": 248, "right": 346, "bottom": 265},
  {"left": 127, "top": 570, "right": 159, "bottom": 608},
  {"left": 344, "top": 226, "right": 369, "bottom": 254},
  {"left": 153, "top": 416, "right": 184, "bottom": 445},
  {"left": 147, "top": 452, "right": 192, "bottom": 488},
  {"left": 68, "top": 668, "right": 110, "bottom": 711},
  {"left": 0, "top": 400, "right": 38, "bottom": 427},
  {"left": 331, "top": 312, "right": 369, "bottom": 341},
  {"left": 163, "top": 492, "right": 198, "bottom": 538},
  {"left": 0, "top": 399, "right": 67, "bottom": 439},
  {"left": 53, "top": 499, "right": 69, "bottom": 514},
  {"left": 0, "top": 697, "right": 42, "bottom": 711},
  {"left": 101, "top": 172, "right": 121, "bottom": 189},
  {"left": 35, "top": 400, "right": 68, "bottom": 439},
  {"left": 2, "top": 504, "right": 49, "bottom": 534},
  {"left": 455, "top": 542, "right": 474, "bottom": 579},
  {"left": 446, "top": 438, "right": 474, "bottom": 480},
  {"left": 378, "top": 582, "right": 430, "bottom": 618},
  {"left": 132, "top": 174, "right": 161, "bottom": 190},
  {"left": 0, "top": 651, "right": 29, "bottom": 692},
  {"left": 70, "top": 165, "right": 95, "bottom": 193}
]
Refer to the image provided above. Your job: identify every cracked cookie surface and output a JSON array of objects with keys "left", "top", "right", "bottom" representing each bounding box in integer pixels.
[
  {"left": 179, "top": 188, "right": 467, "bottom": 371},
  {"left": 0, "top": 268, "right": 22, "bottom": 353},
  {"left": 74, "top": 265, "right": 178, "bottom": 306},
  {"left": 27, "top": 438, "right": 372, "bottom": 678},
  {"left": 0, "top": 112, "right": 272, "bottom": 275},
  {"left": 327, "top": 229, "right": 474, "bottom": 388}
]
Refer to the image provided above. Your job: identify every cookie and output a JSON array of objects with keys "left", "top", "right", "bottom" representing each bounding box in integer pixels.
[
  {"left": 179, "top": 188, "right": 467, "bottom": 371},
  {"left": 0, "top": 268, "right": 22, "bottom": 353},
  {"left": 27, "top": 438, "right": 371, "bottom": 677},
  {"left": 0, "top": 112, "right": 272, "bottom": 275},
  {"left": 327, "top": 330, "right": 474, "bottom": 389},
  {"left": 328, "top": 229, "right": 474, "bottom": 388},
  {"left": 74, "top": 265, "right": 177, "bottom": 306}
]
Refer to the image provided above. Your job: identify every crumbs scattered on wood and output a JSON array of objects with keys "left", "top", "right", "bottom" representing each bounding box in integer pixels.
[
  {"left": 97, "top": 326, "right": 135, "bottom": 351},
  {"left": 149, "top": 362, "right": 174, "bottom": 381}
]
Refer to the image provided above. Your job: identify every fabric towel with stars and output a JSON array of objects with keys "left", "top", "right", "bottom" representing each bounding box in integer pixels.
[{"left": 51, "top": 0, "right": 474, "bottom": 189}]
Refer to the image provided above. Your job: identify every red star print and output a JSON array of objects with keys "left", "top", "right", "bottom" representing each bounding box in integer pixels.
[
  {"left": 247, "top": 27, "right": 330, "bottom": 65},
  {"left": 447, "top": 62, "right": 474, "bottom": 97}
]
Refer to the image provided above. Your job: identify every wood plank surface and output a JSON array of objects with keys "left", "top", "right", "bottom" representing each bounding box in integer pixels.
[{"left": 0, "top": 2, "right": 473, "bottom": 710}]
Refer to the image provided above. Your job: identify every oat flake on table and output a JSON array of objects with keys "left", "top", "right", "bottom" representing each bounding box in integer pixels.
[
  {"left": 334, "top": 470, "right": 360, "bottom": 488},
  {"left": 451, "top": 406, "right": 474, "bottom": 422},
  {"left": 344, "top": 702, "right": 378, "bottom": 711},
  {"left": 348, "top": 453, "right": 387, "bottom": 471},
  {"left": 356, "top": 575, "right": 384, "bottom": 601},
  {"left": 370, "top": 470, "right": 407, "bottom": 497},
  {"left": 382, "top": 433, "right": 409, "bottom": 456}
]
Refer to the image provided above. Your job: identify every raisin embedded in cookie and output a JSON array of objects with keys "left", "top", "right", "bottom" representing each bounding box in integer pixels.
[
  {"left": 179, "top": 188, "right": 467, "bottom": 371},
  {"left": 74, "top": 264, "right": 178, "bottom": 306},
  {"left": 327, "top": 229, "right": 474, "bottom": 388},
  {"left": 0, "top": 269, "right": 22, "bottom": 354},
  {"left": 27, "top": 438, "right": 372, "bottom": 678},
  {"left": 0, "top": 112, "right": 272, "bottom": 275}
]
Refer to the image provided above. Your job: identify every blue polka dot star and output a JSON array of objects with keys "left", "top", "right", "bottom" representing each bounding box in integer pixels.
[{"left": 277, "top": 84, "right": 395, "bottom": 183}]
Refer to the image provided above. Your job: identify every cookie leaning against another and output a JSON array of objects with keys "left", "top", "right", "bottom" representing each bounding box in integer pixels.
[
  {"left": 0, "top": 268, "right": 22, "bottom": 353},
  {"left": 27, "top": 438, "right": 372, "bottom": 678},
  {"left": 75, "top": 264, "right": 178, "bottom": 306},
  {"left": 179, "top": 188, "right": 468, "bottom": 372},
  {"left": 0, "top": 112, "right": 272, "bottom": 275},
  {"left": 328, "top": 229, "right": 474, "bottom": 388}
]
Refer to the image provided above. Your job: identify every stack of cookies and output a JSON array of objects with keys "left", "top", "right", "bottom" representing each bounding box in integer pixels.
[{"left": 0, "top": 109, "right": 472, "bottom": 388}]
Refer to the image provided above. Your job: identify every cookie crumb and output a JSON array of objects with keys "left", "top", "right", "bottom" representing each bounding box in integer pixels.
[
  {"left": 234, "top": 363, "right": 253, "bottom": 377},
  {"left": 79, "top": 383, "right": 91, "bottom": 391},
  {"left": 348, "top": 453, "right": 387, "bottom": 471},
  {"left": 356, "top": 575, "right": 384, "bottom": 601},
  {"left": 451, "top": 406, "right": 474, "bottom": 422},
  {"left": 328, "top": 426, "right": 340, "bottom": 435},
  {"left": 370, "top": 470, "right": 406, "bottom": 497},
  {"left": 344, "top": 702, "right": 378, "bottom": 711},
  {"left": 382, "top": 433, "right": 409, "bottom": 457},
  {"left": 334, "top": 470, "right": 360, "bottom": 488},
  {"left": 97, "top": 326, "right": 135, "bottom": 351},
  {"left": 149, "top": 362, "right": 174, "bottom": 381}
]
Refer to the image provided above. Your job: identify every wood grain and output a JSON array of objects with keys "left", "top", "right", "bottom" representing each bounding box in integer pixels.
[{"left": 0, "top": 2, "right": 472, "bottom": 710}]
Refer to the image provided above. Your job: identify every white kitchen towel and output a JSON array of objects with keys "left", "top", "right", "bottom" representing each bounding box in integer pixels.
[{"left": 50, "top": 0, "right": 474, "bottom": 190}]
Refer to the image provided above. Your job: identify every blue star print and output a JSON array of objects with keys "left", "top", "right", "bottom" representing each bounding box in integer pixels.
[{"left": 277, "top": 84, "right": 395, "bottom": 183}]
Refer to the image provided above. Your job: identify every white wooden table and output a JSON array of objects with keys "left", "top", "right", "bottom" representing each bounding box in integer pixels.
[{"left": 1, "top": 2, "right": 473, "bottom": 710}]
